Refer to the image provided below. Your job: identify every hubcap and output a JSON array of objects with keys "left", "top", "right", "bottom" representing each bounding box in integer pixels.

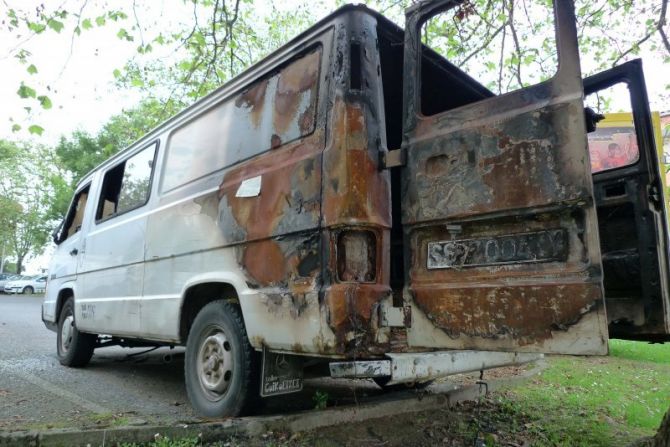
[
  {"left": 60, "top": 315, "right": 74, "bottom": 353},
  {"left": 197, "top": 331, "right": 233, "bottom": 397}
]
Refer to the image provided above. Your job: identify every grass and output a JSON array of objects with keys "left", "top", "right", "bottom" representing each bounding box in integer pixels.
[
  {"left": 497, "top": 340, "right": 670, "bottom": 446},
  {"left": 108, "top": 341, "right": 670, "bottom": 447}
]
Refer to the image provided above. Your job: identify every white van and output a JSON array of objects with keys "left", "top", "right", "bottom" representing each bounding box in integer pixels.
[{"left": 43, "top": 0, "right": 670, "bottom": 417}]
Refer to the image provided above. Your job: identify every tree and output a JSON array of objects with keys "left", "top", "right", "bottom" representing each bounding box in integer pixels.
[
  {"left": 0, "top": 140, "right": 55, "bottom": 273},
  {"left": 53, "top": 98, "right": 181, "bottom": 190}
]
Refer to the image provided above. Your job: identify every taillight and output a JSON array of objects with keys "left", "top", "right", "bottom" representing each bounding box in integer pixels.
[{"left": 337, "top": 230, "right": 376, "bottom": 282}]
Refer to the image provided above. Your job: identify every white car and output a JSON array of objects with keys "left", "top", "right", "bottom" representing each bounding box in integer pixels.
[{"left": 4, "top": 275, "right": 47, "bottom": 294}]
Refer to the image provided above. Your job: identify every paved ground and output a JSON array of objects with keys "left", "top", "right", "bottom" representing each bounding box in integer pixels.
[{"left": 0, "top": 294, "right": 396, "bottom": 433}]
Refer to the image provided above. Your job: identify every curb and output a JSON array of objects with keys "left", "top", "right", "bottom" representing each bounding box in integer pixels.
[{"left": 0, "top": 361, "right": 547, "bottom": 447}]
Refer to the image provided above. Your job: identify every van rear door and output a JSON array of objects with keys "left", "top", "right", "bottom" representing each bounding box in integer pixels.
[
  {"left": 396, "top": 0, "right": 608, "bottom": 354},
  {"left": 584, "top": 61, "right": 670, "bottom": 342}
]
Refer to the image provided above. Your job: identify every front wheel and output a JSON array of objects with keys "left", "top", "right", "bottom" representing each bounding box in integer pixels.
[
  {"left": 184, "top": 300, "right": 259, "bottom": 417},
  {"left": 57, "top": 298, "right": 96, "bottom": 367},
  {"left": 23, "top": 286, "right": 34, "bottom": 294}
]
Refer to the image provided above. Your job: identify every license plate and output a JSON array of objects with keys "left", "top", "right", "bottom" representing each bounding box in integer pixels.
[
  {"left": 427, "top": 229, "right": 568, "bottom": 269},
  {"left": 260, "top": 347, "right": 304, "bottom": 397}
]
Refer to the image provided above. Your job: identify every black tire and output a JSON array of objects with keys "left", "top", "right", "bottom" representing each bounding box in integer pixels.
[
  {"left": 23, "top": 286, "right": 34, "bottom": 295},
  {"left": 185, "top": 300, "right": 260, "bottom": 417},
  {"left": 57, "top": 298, "right": 96, "bottom": 367}
]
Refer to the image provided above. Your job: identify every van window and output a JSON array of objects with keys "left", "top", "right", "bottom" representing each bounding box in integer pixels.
[
  {"left": 420, "top": 1, "right": 558, "bottom": 116},
  {"left": 162, "top": 47, "right": 321, "bottom": 192},
  {"left": 96, "top": 143, "right": 157, "bottom": 221},
  {"left": 55, "top": 184, "right": 91, "bottom": 243},
  {"left": 585, "top": 84, "right": 640, "bottom": 173}
]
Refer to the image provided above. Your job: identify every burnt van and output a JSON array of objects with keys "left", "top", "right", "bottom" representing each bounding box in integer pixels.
[{"left": 43, "top": 0, "right": 670, "bottom": 417}]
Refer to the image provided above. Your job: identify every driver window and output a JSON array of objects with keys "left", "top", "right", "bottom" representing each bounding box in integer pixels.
[{"left": 59, "top": 185, "right": 91, "bottom": 242}]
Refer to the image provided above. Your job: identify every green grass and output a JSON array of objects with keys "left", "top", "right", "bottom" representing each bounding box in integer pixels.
[
  {"left": 498, "top": 340, "right": 670, "bottom": 446},
  {"left": 610, "top": 339, "right": 670, "bottom": 364}
]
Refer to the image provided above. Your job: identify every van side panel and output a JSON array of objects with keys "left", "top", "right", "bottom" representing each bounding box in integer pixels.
[
  {"left": 77, "top": 208, "right": 147, "bottom": 335},
  {"left": 141, "top": 43, "right": 335, "bottom": 353},
  {"left": 320, "top": 13, "right": 394, "bottom": 357}
]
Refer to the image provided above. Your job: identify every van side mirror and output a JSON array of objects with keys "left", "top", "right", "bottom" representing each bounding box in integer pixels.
[{"left": 52, "top": 221, "right": 63, "bottom": 245}]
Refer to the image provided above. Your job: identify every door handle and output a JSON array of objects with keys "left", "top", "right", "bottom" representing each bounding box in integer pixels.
[{"left": 69, "top": 248, "right": 78, "bottom": 256}]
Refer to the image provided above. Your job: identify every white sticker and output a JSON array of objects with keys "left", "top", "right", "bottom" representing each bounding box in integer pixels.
[{"left": 236, "top": 175, "right": 262, "bottom": 197}]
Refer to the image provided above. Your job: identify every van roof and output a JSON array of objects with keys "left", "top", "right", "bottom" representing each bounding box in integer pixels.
[{"left": 76, "top": 3, "right": 401, "bottom": 187}]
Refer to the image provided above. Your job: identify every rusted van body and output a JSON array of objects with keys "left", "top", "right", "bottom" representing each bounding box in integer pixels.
[{"left": 43, "top": 0, "right": 670, "bottom": 416}]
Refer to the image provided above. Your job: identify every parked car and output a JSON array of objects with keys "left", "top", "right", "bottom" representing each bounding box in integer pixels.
[
  {"left": 0, "top": 274, "right": 23, "bottom": 292},
  {"left": 4, "top": 275, "right": 47, "bottom": 294}
]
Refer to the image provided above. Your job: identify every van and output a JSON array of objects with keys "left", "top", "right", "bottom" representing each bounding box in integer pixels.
[{"left": 43, "top": 0, "right": 670, "bottom": 417}]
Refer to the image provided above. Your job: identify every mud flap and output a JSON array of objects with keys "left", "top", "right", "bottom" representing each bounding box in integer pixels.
[{"left": 260, "top": 346, "right": 304, "bottom": 397}]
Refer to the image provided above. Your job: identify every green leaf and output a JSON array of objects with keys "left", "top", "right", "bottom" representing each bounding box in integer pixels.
[
  {"left": 130, "top": 78, "right": 145, "bottom": 87},
  {"left": 116, "top": 28, "right": 134, "bottom": 41},
  {"left": 27, "top": 64, "right": 38, "bottom": 75},
  {"left": 82, "top": 18, "right": 93, "bottom": 30},
  {"left": 47, "top": 18, "right": 64, "bottom": 33},
  {"left": 17, "top": 83, "right": 37, "bottom": 99},
  {"left": 11, "top": 124, "right": 21, "bottom": 133},
  {"left": 38, "top": 95, "right": 53, "bottom": 110},
  {"left": 95, "top": 15, "right": 106, "bottom": 26},
  {"left": 28, "top": 125, "right": 44, "bottom": 136},
  {"left": 27, "top": 22, "right": 46, "bottom": 33},
  {"left": 113, "top": 68, "right": 122, "bottom": 78}
]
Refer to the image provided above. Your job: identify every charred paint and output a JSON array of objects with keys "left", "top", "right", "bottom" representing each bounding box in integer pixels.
[
  {"left": 274, "top": 50, "right": 320, "bottom": 135},
  {"left": 412, "top": 283, "right": 601, "bottom": 344},
  {"left": 235, "top": 79, "right": 269, "bottom": 128},
  {"left": 404, "top": 103, "right": 592, "bottom": 224},
  {"left": 322, "top": 99, "right": 391, "bottom": 227}
]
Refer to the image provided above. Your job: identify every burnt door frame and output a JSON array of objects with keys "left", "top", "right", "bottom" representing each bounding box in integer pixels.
[
  {"left": 585, "top": 60, "right": 670, "bottom": 340},
  {"left": 396, "top": 0, "right": 610, "bottom": 354}
]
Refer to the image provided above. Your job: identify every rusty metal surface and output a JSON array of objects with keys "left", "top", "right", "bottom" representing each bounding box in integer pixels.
[
  {"left": 403, "top": 103, "right": 593, "bottom": 223},
  {"left": 398, "top": 0, "right": 608, "bottom": 354},
  {"left": 162, "top": 48, "right": 321, "bottom": 193}
]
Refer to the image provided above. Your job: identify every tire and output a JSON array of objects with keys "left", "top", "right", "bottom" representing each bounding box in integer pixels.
[
  {"left": 185, "top": 300, "right": 260, "bottom": 417},
  {"left": 57, "top": 298, "right": 96, "bottom": 367},
  {"left": 23, "top": 286, "right": 34, "bottom": 295}
]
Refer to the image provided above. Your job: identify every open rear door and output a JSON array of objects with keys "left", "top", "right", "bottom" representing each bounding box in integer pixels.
[
  {"left": 584, "top": 61, "right": 670, "bottom": 342},
  {"left": 397, "top": 0, "right": 608, "bottom": 354}
]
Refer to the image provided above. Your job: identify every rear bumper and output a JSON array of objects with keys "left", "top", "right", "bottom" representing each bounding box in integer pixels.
[{"left": 329, "top": 350, "right": 542, "bottom": 385}]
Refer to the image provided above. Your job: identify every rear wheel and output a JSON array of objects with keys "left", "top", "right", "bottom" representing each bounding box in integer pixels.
[
  {"left": 23, "top": 286, "right": 34, "bottom": 295},
  {"left": 185, "top": 300, "right": 260, "bottom": 417},
  {"left": 57, "top": 298, "right": 96, "bottom": 367}
]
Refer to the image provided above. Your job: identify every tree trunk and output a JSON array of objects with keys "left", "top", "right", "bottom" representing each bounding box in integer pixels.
[
  {"left": 652, "top": 406, "right": 670, "bottom": 447},
  {"left": 15, "top": 255, "right": 23, "bottom": 274}
]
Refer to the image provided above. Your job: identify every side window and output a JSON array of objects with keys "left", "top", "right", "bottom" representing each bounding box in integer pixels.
[
  {"left": 585, "top": 84, "right": 640, "bottom": 174},
  {"left": 162, "top": 46, "right": 321, "bottom": 192},
  {"left": 96, "top": 143, "right": 157, "bottom": 221},
  {"left": 56, "top": 184, "right": 91, "bottom": 244},
  {"left": 420, "top": 1, "right": 558, "bottom": 116}
]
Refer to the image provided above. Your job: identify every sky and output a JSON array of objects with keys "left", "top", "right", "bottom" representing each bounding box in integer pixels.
[{"left": 1, "top": 0, "right": 669, "bottom": 273}]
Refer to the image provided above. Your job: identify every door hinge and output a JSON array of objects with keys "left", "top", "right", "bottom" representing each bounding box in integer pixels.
[{"left": 380, "top": 147, "right": 406, "bottom": 169}]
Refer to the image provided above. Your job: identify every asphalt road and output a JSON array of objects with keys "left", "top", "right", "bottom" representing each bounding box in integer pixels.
[{"left": 0, "top": 294, "right": 386, "bottom": 432}]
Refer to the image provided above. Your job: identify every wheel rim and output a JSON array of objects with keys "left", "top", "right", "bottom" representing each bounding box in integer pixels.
[
  {"left": 197, "top": 328, "right": 233, "bottom": 400},
  {"left": 60, "top": 314, "right": 74, "bottom": 354}
]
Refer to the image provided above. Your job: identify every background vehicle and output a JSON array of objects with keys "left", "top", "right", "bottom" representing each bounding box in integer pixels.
[
  {"left": 42, "top": 0, "right": 670, "bottom": 418},
  {"left": 0, "top": 274, "right": 22, "bottom": 292},
  {"left": 5, "top": 275, "right": 47, "bottom": 294}
]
